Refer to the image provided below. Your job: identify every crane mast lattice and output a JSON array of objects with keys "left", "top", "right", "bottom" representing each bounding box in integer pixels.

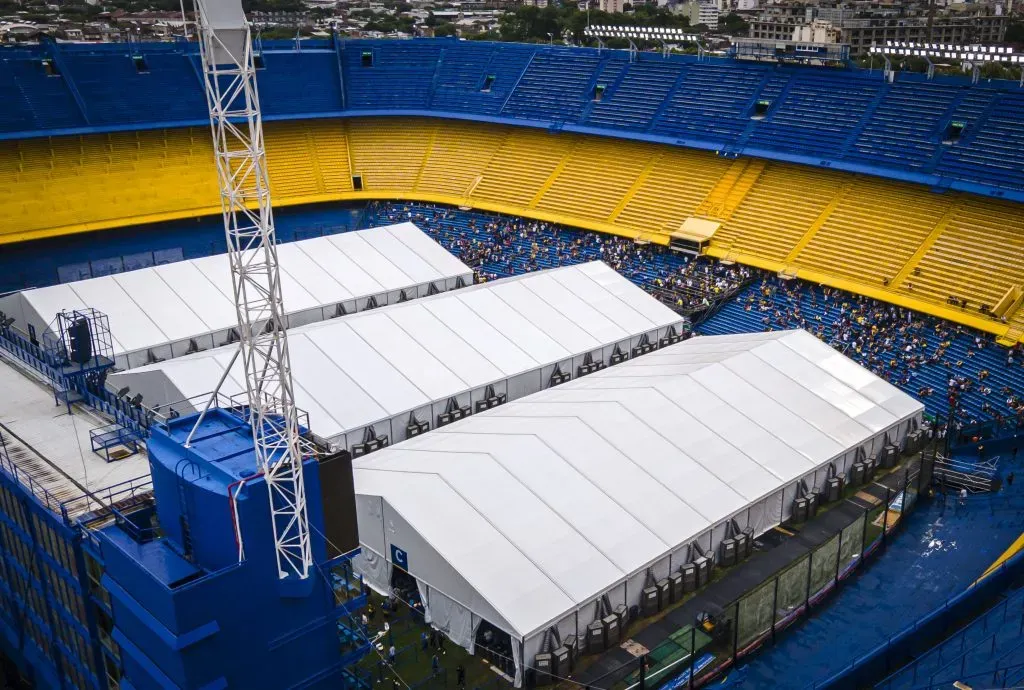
[{"left": 194, "top": 0, "right": 311, "bottom": 580}]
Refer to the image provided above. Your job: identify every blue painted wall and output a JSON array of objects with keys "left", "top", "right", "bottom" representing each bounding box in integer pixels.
[
  {"left": 0, "top": 441, "right": 129, "bottom": 690},
  {"left": 96, "top": 408, "right": 365, "bottom": 690}
]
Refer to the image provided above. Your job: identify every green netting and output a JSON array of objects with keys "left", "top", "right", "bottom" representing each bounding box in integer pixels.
[
  {"left": 776, "top": 556, "right": 809, "bottom": 616},
  {"left": 839, "top": 514, "right": 865, "bottom": 569},
  {"left": 809, "top": 534, "right": 839, "bottom": 594},
  {"left": 904, "top": 471, "right": 920, "bottom": 513},
  {"left": 736, "top": 578, "right": 774, "bottom": 648}
]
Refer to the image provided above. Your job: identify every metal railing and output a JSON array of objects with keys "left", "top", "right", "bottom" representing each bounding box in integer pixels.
[
  {"left": 0, "top": 427, "right": 152, "bottom": 525},
  {"left": 932, "top": 453, "right": 997, "bottom": 493},
  {"left": 874, "top": 582, "right": 1024, "bottom": 690},
  {"left": 807, "top": 546, "right": 1024, "bottom": 689}
]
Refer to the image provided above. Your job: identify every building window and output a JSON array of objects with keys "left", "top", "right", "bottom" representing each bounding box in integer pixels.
[
  {"left": 96, "top": 606, "right": 116, "bottom": 656},
  {"left": 103, "top": 651, "right": 121, "bottom": 690},
  {"left": 84, "top": 553, "right": 110, "bottom": 609}
]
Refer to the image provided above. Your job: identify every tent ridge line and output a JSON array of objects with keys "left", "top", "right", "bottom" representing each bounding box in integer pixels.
[
  {"left": 517, "top": 271, "right": 620, "bottom": 348},
  {"left": 380, "top": 222, "right": 459, "bottom": 280},
  {"left": 559, "top": 262, "right": 669, "bottom": 332}
]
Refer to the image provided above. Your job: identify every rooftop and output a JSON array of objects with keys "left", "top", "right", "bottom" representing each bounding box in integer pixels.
[{"left": 0, "top": 355, "right": 150, "bottom": 520}]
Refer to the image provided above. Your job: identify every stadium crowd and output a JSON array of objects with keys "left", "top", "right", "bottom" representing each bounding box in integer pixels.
[
  {"left": 364, "top": 202, "right": 1024, "bottom": 428},
  {"left": 365, "top": 202, "right": 753, "bottom": 314},
  {"left": 707, "top": 277, "right": 1024, "bottom": 426}
]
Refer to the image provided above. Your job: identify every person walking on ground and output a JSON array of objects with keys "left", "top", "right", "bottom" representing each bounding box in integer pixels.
[
  {"left": 431, "top": 654, "right": 440, "bottom": 676},
  {"left": 959, "top": 487, "right": 967, "bottom": 508},
  {"left": 388, "top": 644, "right": 396, "bottom": 666},
  {"left": 421, "top": 631, "right": 429, "bottom": 651},
  {"left": 1007, "top": 471, "right": 1015, "bottom": 488},
  {"left": 456, "top": 664, "right": 466, "bottom": 689}
]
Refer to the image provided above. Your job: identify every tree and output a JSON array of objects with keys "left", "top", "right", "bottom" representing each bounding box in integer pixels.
[
  {"left": 1006, "top": 21, "right": 1024, "bottom": 44},
  {"left": 434, "top": 22, "right": 456, "bottom": 37},
  {"left": 721, "top": 12, "right": 749, "bottom": 34}
]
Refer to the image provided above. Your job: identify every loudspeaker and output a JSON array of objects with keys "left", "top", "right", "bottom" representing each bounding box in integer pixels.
[{"left": 69, "top": 317, "right": 92, "bottom": 364}]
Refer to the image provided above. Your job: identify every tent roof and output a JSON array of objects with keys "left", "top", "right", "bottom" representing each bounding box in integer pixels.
[
  {"left": 353, "top": 330, "right": 924, "bottom": 639},
  {"left": 111, "top": 262, "right": 684, "bottom": 444},
  {"left": 0, "top": 223, "right": 470, "bottom": 360}
]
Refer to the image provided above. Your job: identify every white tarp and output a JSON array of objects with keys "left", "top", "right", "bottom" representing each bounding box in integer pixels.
[
  {"left": 0, "top": 223, "right": 472, "bottom": 369},
  {"left": 351, "top": 330, "right": 924, "bottom": 683},
  {"left": 107, "top": 262, "right": 686, "bottom": 449}
]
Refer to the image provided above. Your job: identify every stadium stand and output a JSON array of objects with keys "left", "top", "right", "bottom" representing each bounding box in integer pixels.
[
  {"left": 363, "top": 202, "right": 751, "bottom": 314},
  {"left": 5, "top": 116, "right": 1022, "bottom": 343},
  {"left": 501, "top": 50, "right": 601, "bottom": 122},
  {"left": 698, "top": 276, "right": 1024, "bottom": 424},
  {"left": 875, "top": 586, "right": 1024, "bottom": 690},
  {"left": 3, "top": 40, "right": 1024, "bottom": 200},
  {"left": 367, "top": 200, "right": 1024, "bottom": 427}
]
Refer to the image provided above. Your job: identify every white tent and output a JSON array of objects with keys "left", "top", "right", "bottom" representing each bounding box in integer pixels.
[
  {"left": 108, "top": 262, "right": 687, "bottom": 451},
  {"left": 352, "top": 329, "right": 924, "bottom": 684},
  {"left": 0, "top": 223, "right": 472, "bottom": 370}
]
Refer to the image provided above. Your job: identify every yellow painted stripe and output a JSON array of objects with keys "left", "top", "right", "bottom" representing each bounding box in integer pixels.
[{"left": 974, "top": 531, "right": 1024, "bottom": 585}]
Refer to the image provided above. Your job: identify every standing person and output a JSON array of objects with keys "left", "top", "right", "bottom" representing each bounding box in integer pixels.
[
  {"left": 388, "top": 643, "right": 396, "bottom": 666},
  {"left": 456, "top": 664, "right": 466, "bottom": 689},
  {"left": 421, "top": 631, "right": 429, "bottom": 651},
  {"left": 959, "top": 487, "right": 967, "bottom": 509},
  {"left": 1007, "top": 471, "right": 1015, "bottom": 489},
  {"left": 431, "top": 654, "right": 440, "bottom": 676}
]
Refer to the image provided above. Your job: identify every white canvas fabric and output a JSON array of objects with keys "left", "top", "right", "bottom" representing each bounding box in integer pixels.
[
  {"left": 0, "top": 223, "right": 472, "bottom": 369},
  {"left": 352, "top": 330, "right": 924, "bottom": 682},
  {"left": 108, "top": 262, "right": 685, "bottom": 449}
]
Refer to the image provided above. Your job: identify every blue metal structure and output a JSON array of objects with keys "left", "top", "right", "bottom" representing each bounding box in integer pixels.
[
  {"left": 0, "top": 354, "right": 368, "bottom": 689},
  {"left": 0, "top": 425, "right": 153, "bottom": 690},
  {"left": 95, "top": 407, "right": 366, "bottom": 689},
  {"left": 1, "top": 38, "right": 1023, "bottom": 200}
]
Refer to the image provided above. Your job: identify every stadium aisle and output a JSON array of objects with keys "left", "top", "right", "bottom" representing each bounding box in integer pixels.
[{"left": 715, "top": 460, "right": 1024, "bottom": 688}]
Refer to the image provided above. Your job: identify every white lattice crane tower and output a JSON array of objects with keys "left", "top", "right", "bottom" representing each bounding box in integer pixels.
[{"left": 193, "top": 0, "right": 311, "bottom": 580}]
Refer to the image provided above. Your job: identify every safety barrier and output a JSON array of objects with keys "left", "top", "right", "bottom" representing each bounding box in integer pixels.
[{"left": 806, "top": 547, "right": 1024, "bottom": 689}]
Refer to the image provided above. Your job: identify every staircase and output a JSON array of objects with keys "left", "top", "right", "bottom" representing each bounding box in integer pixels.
[{"left": 693, "top": 158, "right": 765, "bottom": 220}]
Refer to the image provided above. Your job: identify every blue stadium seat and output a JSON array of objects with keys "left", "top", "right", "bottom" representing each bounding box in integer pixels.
[
  {"left": 937, "top": 91, "right": 1024, "bottom": 191},
  {"left": 259, "top": 51, "right": 345, "bottom": 115},
  {"left": 653, "top": 63, "right": 769, "bottom": 143},
  {"left": 63, "top": 51, "right": 206, "bottom": 125},
  {"left": 848, "top": 82, "right": 959, "bottom": 169},
  {"left": 0, "top": 51, "right": 86, "bottom": 131},
  {"left": 428, "top": 43, "right": 534, "bottom": 115},
  {"left": 746, "top": 71, "right": 879, "bottom": 158},
  {"left": 586, "top": 58, "right": 682, "bottom": 132},
  {"left": 501, "top": 50, "right": 601, "bottom": 122},
  {"left": 343, "top": 41, "right": 441, "bottom": 110},
  {"left": 2, "top": 40, "right": 1023, "bottom": 197}
]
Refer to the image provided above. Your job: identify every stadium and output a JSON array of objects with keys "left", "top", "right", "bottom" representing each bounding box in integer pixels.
[{"left": 0, "top": 15, "right": 1023, "bottom": 690}]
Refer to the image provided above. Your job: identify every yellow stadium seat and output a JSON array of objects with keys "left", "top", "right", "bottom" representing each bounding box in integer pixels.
[{"left": 2, "top": 115, "right": 1022, "bottom": 340}]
